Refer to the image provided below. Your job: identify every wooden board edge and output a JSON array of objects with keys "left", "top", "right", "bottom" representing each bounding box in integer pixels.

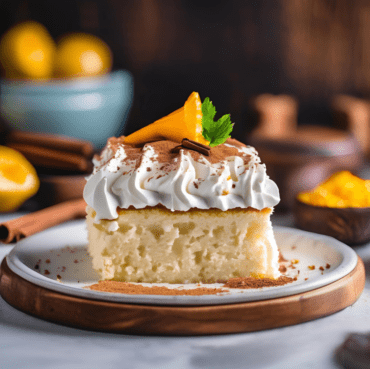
[{"left": 0, "top": 256, "right": 365, "bottom": 336}]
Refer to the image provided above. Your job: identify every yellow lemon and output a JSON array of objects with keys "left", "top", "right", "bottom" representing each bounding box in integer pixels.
[
  {"left": 54, "top": 33, "right": 112, "bottom": 78},
  {"left": 0, "top": 146, "right": 39, "bottom": 212},
  {"left": 124, "top": 92, "right": 209, "bottom": 145},
  {"left": 0, "top": 21, "right": 56, "bottom": 79}
]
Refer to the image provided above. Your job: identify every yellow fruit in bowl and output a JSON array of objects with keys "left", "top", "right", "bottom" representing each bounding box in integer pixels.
[
  {"left": 0, "top": 21, "right": 56, "bottom": 79},
  {"left": 0, "top": 146, "right": 39, "bottom": 212},
  {"left": 54, "top": 33, "right": 112, "bottom": 78}
]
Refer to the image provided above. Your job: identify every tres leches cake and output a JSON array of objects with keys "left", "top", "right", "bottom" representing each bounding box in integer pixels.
[{"left": 83, "top": 92, "right": 280, "bottom": 283}]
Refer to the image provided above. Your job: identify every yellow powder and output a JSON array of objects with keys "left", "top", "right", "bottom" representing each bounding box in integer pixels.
[{"left": 297, "top": 171, "right": 370, "bottom": 208}]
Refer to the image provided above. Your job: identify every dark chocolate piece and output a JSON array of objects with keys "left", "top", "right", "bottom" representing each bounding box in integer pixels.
[
  {"left": 336, "top": 333, "right": 370, "bottom": 369},
  {"left": 170, "top": 145, "right": 183, "bottom": 154},
  {"left": 170, "top": 138, "right": 211, "bottom": 156}
]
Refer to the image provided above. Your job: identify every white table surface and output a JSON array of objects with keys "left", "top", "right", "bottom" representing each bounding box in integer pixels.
[{"left": 0, "top": 212, "right": 370, "bottom": 369}]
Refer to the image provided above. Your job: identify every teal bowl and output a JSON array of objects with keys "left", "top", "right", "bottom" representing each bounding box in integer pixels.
[{"left": 0, "top": 70, "right": 133, "bottom": 149}]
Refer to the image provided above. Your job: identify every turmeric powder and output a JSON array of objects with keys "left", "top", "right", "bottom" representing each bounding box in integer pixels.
[{"left": 297, "top": 171, "right": 370, "bottom": 208}]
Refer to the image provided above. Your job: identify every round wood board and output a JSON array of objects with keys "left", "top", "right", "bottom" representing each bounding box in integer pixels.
[{"left": 0, "top": 257, "right": 365, "bottom": 336}]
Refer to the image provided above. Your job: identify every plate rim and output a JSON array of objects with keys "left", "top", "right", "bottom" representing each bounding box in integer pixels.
[{"left": 5, "top": 223, "right": 359, "bottom": 306}]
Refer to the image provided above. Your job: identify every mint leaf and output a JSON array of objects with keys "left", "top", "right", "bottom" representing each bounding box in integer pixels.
[
  {"left": 202, "top": 97, "right": 216, "bottom": 121},
  {"left": 201, "top": 97, "right": 234, "bottom": 147}
]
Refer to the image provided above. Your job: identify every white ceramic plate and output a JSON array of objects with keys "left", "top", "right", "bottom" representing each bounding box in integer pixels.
[{"left": 5, "top": 220, "right": 358, "bottom": 306}]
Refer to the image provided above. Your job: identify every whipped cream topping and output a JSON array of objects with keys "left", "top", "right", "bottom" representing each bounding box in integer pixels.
[{"left": 83, "top": 138, "right": 280, "bottom": 220}]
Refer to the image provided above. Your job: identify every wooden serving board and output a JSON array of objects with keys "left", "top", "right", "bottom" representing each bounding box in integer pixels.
[{"left": 0, "top": 257, "right": 365, "bottom": 336}]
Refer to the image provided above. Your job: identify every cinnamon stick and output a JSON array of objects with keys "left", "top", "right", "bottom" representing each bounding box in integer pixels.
[
  {"left": 4, "top": 130, "right": 95, "bottom": 173},
  {"left": 7, "top": 142, "right": 93, "bottom": 172},
  {"left": 5, "top": 131, "right": 95, "bottom": 157},
  {"left": 0, "top": 198, "right": 87, "bottom": 244}
]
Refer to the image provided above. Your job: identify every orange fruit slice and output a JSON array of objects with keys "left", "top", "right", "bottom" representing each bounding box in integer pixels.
[
  {"left": 124, "top": 92, "right": 209, "bottom": 145},
  {"left": 297, "top": 171, "right": 370, "bottom": 208},
  {"left": 0, "top": 21, "right": 56, "bottom": 79},
  {"left": 54, "top": 33, "right": 112, "bottom": 78},
  {"left": 0, "top": 146, "right": 39, "bottom": 212}
]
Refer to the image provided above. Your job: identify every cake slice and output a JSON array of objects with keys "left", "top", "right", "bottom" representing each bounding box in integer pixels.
[
  {"left": 83, "top": 92, "right": 281, "bottom": 283},
  {"left": 86, "top": 205, "right": 278, "bottom": 283}
]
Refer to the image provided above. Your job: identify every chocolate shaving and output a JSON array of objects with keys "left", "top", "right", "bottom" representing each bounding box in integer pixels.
[{"left": 170, "top": 138, "right": 211, "bottom": 156}]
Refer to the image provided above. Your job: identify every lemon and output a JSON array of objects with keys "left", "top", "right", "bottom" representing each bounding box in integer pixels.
[
  {"left": 0, "top": 21, "right": 56, "bottom": 79},
  {"left": 0, "top": 146, "right": 39, "bottom": 212},
  {"left": 54, "top": 33, "right": 112, "bottom": 78}
]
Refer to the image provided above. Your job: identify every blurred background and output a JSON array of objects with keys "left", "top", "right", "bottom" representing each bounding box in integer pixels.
[
  {"left": 2, "top": 0, "right": 369, "bottom": 137},
  {"left": 2, "top": 0, "right": 370, "bottom": 213}
]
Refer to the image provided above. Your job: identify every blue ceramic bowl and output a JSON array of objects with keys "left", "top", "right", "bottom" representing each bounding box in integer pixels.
[{"left": 0, "top": 70, "right": 133, "bottom": 149}]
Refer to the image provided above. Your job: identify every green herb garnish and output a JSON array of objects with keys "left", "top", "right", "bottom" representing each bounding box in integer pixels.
[{"left": 201, "top": 97, "right": 234, "bottom": 147}]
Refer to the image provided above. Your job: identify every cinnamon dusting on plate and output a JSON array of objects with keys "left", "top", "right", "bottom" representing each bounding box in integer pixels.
[
  {"left": 224, "top": 276, "right": 297, "bottom": 289},
  {"left": 87, "top": 281, "right": 228, "bottom": 295},
  {"left": 87, "top": 274, "right": 297, "bottom": 295}
]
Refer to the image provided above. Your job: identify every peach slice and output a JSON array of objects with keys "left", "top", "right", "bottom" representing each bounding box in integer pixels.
[{"left": 124, "top": 92, "right": 209, "bottom": 146}]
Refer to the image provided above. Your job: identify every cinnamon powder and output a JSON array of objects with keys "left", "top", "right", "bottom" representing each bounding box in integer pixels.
[
  {"left": 88, "top": 281, "right": 228, "bottom": 295},
  {"left": 104, "top": 138, "right": 252, "bottom": 173},
  {"left": 87, "top": 275, "right": 296, "bottom": 295},
  {"left": 223, "top": 276, "right": 296, "bottom": 289},
  {"left": 278, "top": 251, "right": 288, "bottom": 262}
]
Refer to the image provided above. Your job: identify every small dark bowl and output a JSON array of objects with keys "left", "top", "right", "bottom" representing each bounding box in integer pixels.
[
  {"left": 248, "top": 127, "right": 364, "bottom": 211},
  {"left": 293, "top": 198, "right": 370, "bottom": 245}
]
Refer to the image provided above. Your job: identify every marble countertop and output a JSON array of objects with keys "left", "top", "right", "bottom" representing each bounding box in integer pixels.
[{"left": 0, "top": 212, "right": 369, "bottom": 369}]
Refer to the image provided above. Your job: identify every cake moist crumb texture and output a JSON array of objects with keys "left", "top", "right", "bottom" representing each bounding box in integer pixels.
[{"left": 86, "top": 205, "right": 280, "bottom": 283}]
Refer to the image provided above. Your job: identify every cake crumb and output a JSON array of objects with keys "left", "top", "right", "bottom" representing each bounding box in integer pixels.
[
  {"left": 278, "top": 251, "right": 287, "bottom": 262},
  {"left": 308, "top": 265, "right": 315, "bottom": 270},
  {"left": 279, "top": 265, "right": 287, "bottom": 273},
  {"left": 326, "top": 263, "right": 331, "bottom": 269}
]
